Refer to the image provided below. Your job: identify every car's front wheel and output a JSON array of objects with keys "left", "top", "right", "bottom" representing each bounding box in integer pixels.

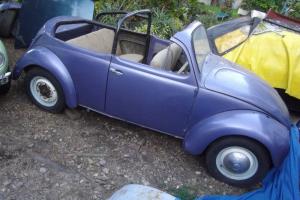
[
  {"left": 205, "top": 137, "right": 271, "bottom": 187},
  {"left": 25, "top": 68, "right": 65, "bottom": 113}
]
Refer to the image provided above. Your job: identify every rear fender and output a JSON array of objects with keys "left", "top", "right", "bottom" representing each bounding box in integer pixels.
[
  {"left": 13, "top": 46, "right": 77, "bottom": 108},
  {"left": 184, "top": 110, "right": 290, "bottom": 166}
]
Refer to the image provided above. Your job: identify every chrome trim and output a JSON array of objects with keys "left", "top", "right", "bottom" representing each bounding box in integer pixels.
[
  {"left": 216, "top": 146, "right": 258, "bottom": 181},
  {"left": 110, "top": 68, "right": 124, "bottom": 76},
  {"left": 0, "top": 72, "right": 11, "bottom": 85}
]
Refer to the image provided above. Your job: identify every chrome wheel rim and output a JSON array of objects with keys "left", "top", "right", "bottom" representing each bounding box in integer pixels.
[
  {"left": 30, "top": 76, "right": 58, "bottom": 107},
  {"left": 216, "top": 146, "right": 258, "bottom": 180}
]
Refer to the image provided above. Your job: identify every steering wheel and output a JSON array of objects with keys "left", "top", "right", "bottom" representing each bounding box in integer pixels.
[{"left": 177, "top": 62, "right": 189, "bottom": 74}]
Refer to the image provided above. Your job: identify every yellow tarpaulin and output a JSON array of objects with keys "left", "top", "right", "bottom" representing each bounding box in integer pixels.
[{"left": 219, "top": 30, "right": 300, "bottom": 99}]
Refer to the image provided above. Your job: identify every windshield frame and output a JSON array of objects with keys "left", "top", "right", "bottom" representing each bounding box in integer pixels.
[{"left": 191, "top": 25, "right": 212, "bottom": 73}]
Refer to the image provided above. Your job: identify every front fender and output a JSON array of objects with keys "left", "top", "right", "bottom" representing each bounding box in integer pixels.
[
  {"left": 184, "top": 110, "right": 290, "bottom": 166},
  {"left": 12, "top": 46, "right": 77, "bottom": 108}
]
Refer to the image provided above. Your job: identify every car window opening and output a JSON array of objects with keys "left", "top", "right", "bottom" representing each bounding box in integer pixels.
[{"left": 60, "top": 25, "right": 189, "bottom": 76}]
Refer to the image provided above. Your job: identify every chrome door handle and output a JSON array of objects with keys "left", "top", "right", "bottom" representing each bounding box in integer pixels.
[{"left": 110, "top": 68, "right": 123, "bottom": 76}]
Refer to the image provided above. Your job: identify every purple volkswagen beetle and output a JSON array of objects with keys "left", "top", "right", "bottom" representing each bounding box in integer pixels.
[{"left": 12, "top": 10, "right": 291, "bottom": 187}]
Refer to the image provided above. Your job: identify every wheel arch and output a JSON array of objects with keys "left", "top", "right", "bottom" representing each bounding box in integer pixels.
[
  {"left": 12, "top": 47, "right": 77, "bottom": 108},
  {"left": 183, "top": 110, "right": 290, "bottom": 167}
]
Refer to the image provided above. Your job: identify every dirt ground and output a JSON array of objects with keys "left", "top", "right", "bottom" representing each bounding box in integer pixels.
[{"left": 0, "top": 38, "right": 295, "bottom": 200}]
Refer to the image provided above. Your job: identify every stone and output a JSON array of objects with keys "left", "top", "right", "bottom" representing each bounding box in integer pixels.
[
  {"left": 39, "top": 167, "right": 47, "bottom": 173},
  {"left": 3, "top": 180, "right": 11, "bottom": 186},
  {"left": 195, "top": 171, "right": 201, "bottom": 175},
  {"left": 102, "top": 168, "right": 109, "bottom": 174},
  {"left": 99, "top": 159, "right": 106, "bottom": 166},
  {"left": 93, "top": 173, "right": 99, "bottom": 177},
  {"left": 87, "top": 158, "right": 94, "bottom": 165}
]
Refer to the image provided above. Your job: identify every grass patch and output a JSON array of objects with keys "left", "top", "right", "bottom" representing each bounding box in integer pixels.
[{"left": 169, "top": 186, "right": 198, "bottom": 200}]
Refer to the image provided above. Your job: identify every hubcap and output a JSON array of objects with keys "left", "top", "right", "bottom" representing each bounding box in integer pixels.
[
  {"left": 30, "top": 76, "right": 58, "bottom": 107},
  {"left": 216, "top": 147, "right": 258, "bottom": 180}
]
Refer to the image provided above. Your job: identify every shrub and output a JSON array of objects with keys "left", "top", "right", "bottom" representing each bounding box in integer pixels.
[
  {"left": 241, "top": 0, "right": 279, "bottom": 11},
  {"left": 94, "top": 0, "right": 240, "bottom": 39},
  {"left": 289, "top": 1, "right": 300, "bottom": 19},
  {"left": 196, "top": 14, "right": 220, "bottom": 28}
]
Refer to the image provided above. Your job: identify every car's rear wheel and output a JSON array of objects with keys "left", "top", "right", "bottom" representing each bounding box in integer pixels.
[
  {"left": 205, "top": 137, "right": 271, "bottom": 187},
  {"left": 25, "top": 68, "right": 65, "bottom": 113}
]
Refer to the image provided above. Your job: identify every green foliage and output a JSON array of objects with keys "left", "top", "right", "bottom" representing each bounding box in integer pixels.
[
  {"left": 95, "top": 0, "right": 143, "bottom": 15},
  {"left": 134, "top": 8, "right": 184, "bottom": 39},
  {"left": 94, "top": 0, "right": 243, "bottom": 39},
  {"left": 188, "top": 0, "right": 203, "bottom": 20},
  {"left": 151, "top": 8, "right": 183, "bottom": 38},
  {"left": 241, "top": 0, "right": 299, "bottom": 19},
  {"left": 169, "top": 186, "right": 197, "bottom": 200},
  {"left": 196, "top": 14, "right": 219, "bottom": 28},
  {"left": 141, "top": 0, "right": 179, "bottom": 10},
  {"left": 241, "top": 0, "right": 279, "bottom": 11},
  {"left": 12, "top": 0, "right": 300, "bottom": 34},
  {"left": 289, "top": 1, "right": 300, "bottom": 19}
]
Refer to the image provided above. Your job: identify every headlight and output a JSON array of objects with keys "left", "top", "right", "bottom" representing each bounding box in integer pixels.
[{"left": 0, "top": 53, "right": 5, "bottom": 66}]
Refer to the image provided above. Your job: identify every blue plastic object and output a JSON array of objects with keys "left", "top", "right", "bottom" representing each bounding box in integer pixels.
[
  {"left": 108, "top": 184, "right": 179, "bottom": 200},
  {"left": 197, "top": 125, "right": 300, "bottom": 200},
  {"left": 0, "top": 2, "right": 21, "bottom": 11},
  {"left": 216, "top": 12, "right": 229, "bottom": 21},
  {"left": 15, "top": 0, "right": 94, "bottom": 48}
]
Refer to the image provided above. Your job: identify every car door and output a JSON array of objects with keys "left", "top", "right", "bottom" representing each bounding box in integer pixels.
[
  {"left": 54, "top": 45, "right": 111, "bottom": 112},
  {"left": 105, "top": 49, "right": 197, "bottom": 137}
]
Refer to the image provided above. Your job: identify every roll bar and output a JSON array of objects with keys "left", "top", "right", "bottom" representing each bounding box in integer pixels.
[{"left": 95, "top": 11, "right": 128, "bottom": 22}]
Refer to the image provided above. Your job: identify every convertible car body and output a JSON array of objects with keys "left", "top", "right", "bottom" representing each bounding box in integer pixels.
[
  {"left": 0, "top": 40, "right": 10, "bottom": 94},
  {"left": 13, "top": 10, "right": 291, "bottom": 187},
  {"left": 207, "top": 10, "right": 300, "bottom": 111}
]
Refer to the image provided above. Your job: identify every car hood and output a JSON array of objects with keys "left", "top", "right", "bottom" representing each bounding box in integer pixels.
[{"left": 202, "top": 54, "right": 290, "bottom": 127}]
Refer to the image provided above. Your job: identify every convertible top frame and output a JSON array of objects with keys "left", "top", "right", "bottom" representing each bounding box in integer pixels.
[
  {"left": 96, "top": 9, "right": 152, "bottom": 63},
  {"left": 53, "top": 10, "right": 152, "bottom": 64}
]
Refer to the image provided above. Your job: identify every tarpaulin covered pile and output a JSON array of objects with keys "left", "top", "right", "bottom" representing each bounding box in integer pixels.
[
  {"left": 219, "top": 22, "right": 300, "bottom": 99},
  {"left": 197, "top": 125, "right": 300, "bottom": 200}
]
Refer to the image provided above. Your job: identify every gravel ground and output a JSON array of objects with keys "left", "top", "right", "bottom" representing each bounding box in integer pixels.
[{"left": 0, "top": 38, "right": 296, "bottom": 200}]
